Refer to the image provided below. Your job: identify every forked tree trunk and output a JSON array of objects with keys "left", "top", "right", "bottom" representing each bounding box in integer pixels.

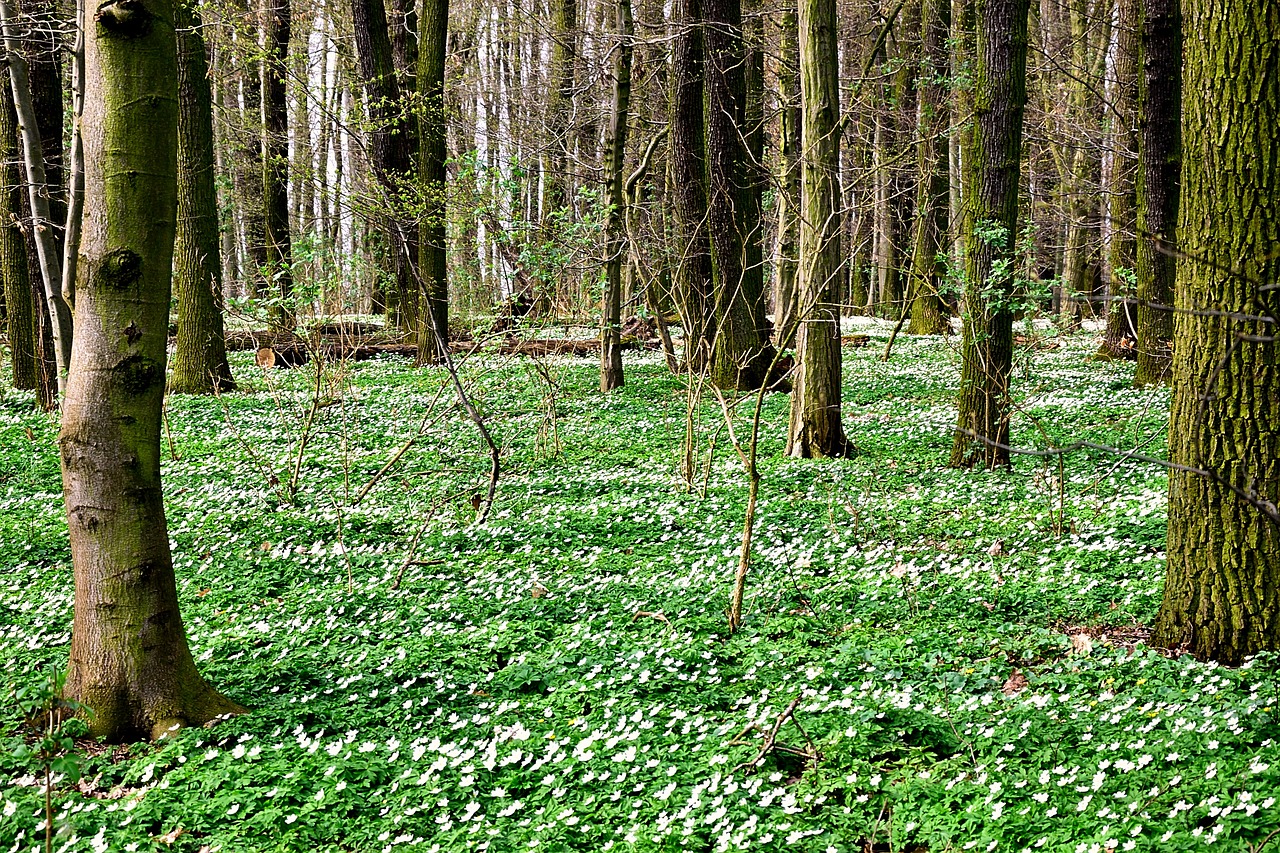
[
  {"left": 787, "top": 0, "right": 848, "bottom": 458},
  {"left": 61, "top": 0, "right": 245, "bottom": 742},
  {"left": 948, "top": 0, "right": 1030, "bottom": 468},
  {"left": 418, "top": 0, "right": 449, "bottom": 360},
  {"left": 169, "top": 5, "right": 235, "bottom": 394},
  {"left": 1150, "top": 0, "right": 1280, "bottom": 665},
  {"left": 1132, "top": 0, "right": 1177, "bottom": 385},
  {"left": 599, "top": 0, "right": 632, "bottom": 392}
]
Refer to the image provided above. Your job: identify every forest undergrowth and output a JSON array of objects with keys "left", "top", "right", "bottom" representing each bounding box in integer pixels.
[{"left": 2, "top": 322, "right": 1279, "bottom": 853}]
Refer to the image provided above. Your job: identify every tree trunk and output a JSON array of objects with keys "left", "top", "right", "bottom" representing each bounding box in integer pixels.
[
  {"left": 544, "top": 0, "right": 577, "bottom": 220},
  {"left": 669, "top": 0, "right": 714, "bottom": 370},
  {"left": 787, "top": 0, "right": 849, "bottom": 458},
  {"left": 1097, "top": 0, "right": 1139, "bottom": 359},
  {"left": 948, "top": 0, "right": 1030, "bottom": 468},
  {"left": 600, "top": 0, "right": 633, "bottom": 391},
  {"left": 418, "top": 0, "right": 449, "bottom": 361},
  {"left": 169, "top": 6, "right": 235, "bottom": 394},
  {"left": 703, "top": 0, "right": 773, "bottom": 390},
  {"left": 225, "top": 3, "right": 266, "bottom": 299},
  {"left": 62, "top": 0, "right": 245, "bottom": 742},
  {"left": 772, "top": 8, "right": 801, "bottom": 349},
  {"left": 352, "top": 0, "right": 418, "bottom": 334},
  {"left": 906, "top": 0, "right": 952, "bottom": 336},
  {"left": 1131, "top": 0, "right": 1177, "bottom": 385},
  {"left": 0, "top": 68, "right": 37, "bottom": 391},
  {"left": 1150, "top": 0, "right": 1279, "bottom": 665},
  {"left": 0, "top": 0, "right": 72, "bottom": 391},
  {"left": 262, "top": 0, "right": 295, "bottom": 331}
]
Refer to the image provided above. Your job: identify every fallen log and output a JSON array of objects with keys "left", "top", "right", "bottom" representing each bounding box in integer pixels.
[
  {"left": 255, "top": 345, "right": 310, "bottom": 368},
  {"left": 496, "top": 337, "right": 662, "bottom": 358}
]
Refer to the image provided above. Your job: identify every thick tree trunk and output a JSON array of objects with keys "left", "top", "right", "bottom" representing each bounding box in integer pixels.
[
  {"left": 906, "top": 0, "right": 952, "bottom": 336},
  {"left": 703, "top": 0, "right": 773, "bottom": 390},
  {"left": 1151, "top": 0, "right": 1279, "bottom": 665},
  {"left": 948, "top": 0, "right": 1030, "bottom": 468},
  {"left": 1132, "top": 0, "right": 1177, "bottom": 385},
  {"left": 417, "top": 0, "right": 449, "bottom": 361},
  {"left": 61, "top": 0, "right": 245, "bottom": 742},
  {"left": 169, "top": 6, "right": 235, "bottom": 394},
  {"left": 669, "top": 0, "right": 714, "bottom": 370},
  {"left": 0, "top": 70, "right": 37, "bottom": 390},
  {"left": 262, "top": 0, "right": 295, "bottom": 331},
  {"left": 787, "top": 0, "right": 848, "bottom": 458},
  {"left": 772, "top": 8, "right": 801, "bottom": 349},
  {"left": 599, "top": 0, "right": 632, "bottom": 391}
]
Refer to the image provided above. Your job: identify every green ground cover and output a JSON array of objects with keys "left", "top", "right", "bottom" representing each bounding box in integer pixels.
[{"left": 3, "top": 325, "right": 1279, "bottom": 852}]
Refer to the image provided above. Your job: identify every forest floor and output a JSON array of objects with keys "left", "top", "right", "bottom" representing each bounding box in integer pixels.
[{"left": 3, "top": 321, "right": 1279, "bottom": 852}]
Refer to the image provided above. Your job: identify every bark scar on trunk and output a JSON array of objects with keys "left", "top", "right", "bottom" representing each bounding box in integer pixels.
[
  {"left": 96, "top": 247, "right": 143, "bottom": 289},
  {"left": 95, "top": 0, "right": 152, "bottom": 36},
  {"left": 114, "top": 353, "right": 163, "bottom": 392}
]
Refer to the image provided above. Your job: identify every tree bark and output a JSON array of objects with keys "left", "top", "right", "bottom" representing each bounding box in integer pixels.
[
  {"left": 599, "top": 0, "right": 633, "bottom": 391},
  {"left": 669, "top": 0, "right": 714, "bottom": 370},
  {"left": 544, "top": 0, "right": 577, "bottom": 219},
  {"left": 0, "top": 68, "right": 37, "bottom": 391},
  {"left": 169, "top": 5, "right": 235, "bottom": 394},
  {"left": 1150, "top": 0, "right": 1279, "bottom": 665},
  {"left": 417, "top": 0, "right": 449, "bottom": 361},
  {"left": 351, "top": 0, "right": 419, "bottom": 333},
  {"left": 262, "top": 0, "right": 295, "bottom": 332},
  {"left": 772, "top": 8, "right": 801, "bottom": 349},
  {"left": 703, "top": 0, "right": 773, "bottom": 390},
  {"left": 1097, "top": 0, "right": 1139, "bottom": 359},
  {"left": 948, "top": 0, "right": 1030, "bottom": 468},
  {"left": 787, "top": 0, "right": 848, "bottom": 458},
  {"left": 1131, "top": 0, "right": 1177, "bottom": 385},
  {"left": 906, "top": 0, "right": 952, "bottom": 336},
  {"left": 61, "top": 0, "right": 245, "bottom": 741},
  {"left": 0, "top": 0, "right": 72, "bottom": 390}
]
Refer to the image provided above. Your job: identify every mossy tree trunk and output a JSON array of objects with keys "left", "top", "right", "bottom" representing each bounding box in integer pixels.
[
  {"left": 1150, "top": 0, "right": 1280, "bottom": 665},
  {"left": 600, "top": 0, "right": 632, "bottom": 392},
  {"left": 669, "top": 0, "right": 714, "bottom": 371},
  {"left": 787, "top": 0, "right": 849, "bottom": 458},
  {"left": 0, "top": 70, "right": 38, "bottom": 391},
  {"left": 907, "top": 0, "right": 953, "bottom": 336},
  {"left": 262, "top": 0, "right": 295, "bottom": 332},
  {"left": 61, "top": 0, "right": 245, "bottom": 742},
  {"left": 169, "top": 5, "right": 235, "bottom": 395},
  {"left": 772, "top": 8, "right": 801, "bottom": 349},
  {"left": 948, "top": 0, "right": 1030, "bottom": 468},
  {"left": 1131, "top": 0, "right": 1178, "bottom": 385},
  {"left": 417, "top": 0, "right": 449, "bottom": 361}
]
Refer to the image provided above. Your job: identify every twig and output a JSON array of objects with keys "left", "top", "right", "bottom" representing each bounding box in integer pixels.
[{"left": 731, "top": 695, "right": 812, "bottom": 774}]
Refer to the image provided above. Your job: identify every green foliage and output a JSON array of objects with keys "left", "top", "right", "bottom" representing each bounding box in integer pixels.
[{"left": 1, "top": 329, "right": 1275, "bottom": 852}]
